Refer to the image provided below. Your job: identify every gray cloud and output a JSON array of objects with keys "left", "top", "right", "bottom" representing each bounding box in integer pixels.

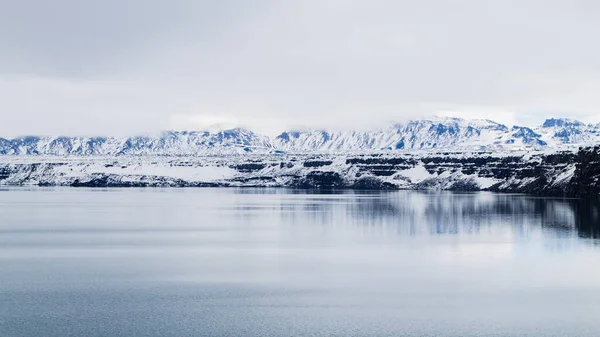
[{"left": 1, "top": 0, "right": 600, "bottom": 137}]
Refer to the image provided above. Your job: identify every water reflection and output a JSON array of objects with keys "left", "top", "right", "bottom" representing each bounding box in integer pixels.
[
  {"left": 261, "top": 191, "right": 600, "bottom": 239},
  {"left": 3, "top": 188, "right": 600, "bottom": 337},
  {"left": 575, "top": 200, "right": 600, "bottom": 238}
]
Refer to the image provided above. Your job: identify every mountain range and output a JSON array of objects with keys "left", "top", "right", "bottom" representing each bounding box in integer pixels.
[{"left": 1, "top": 117, "right": 599, "bottom": 156}]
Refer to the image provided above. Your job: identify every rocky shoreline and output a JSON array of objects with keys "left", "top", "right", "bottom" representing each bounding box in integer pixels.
[{"left": 1, "top": 146, "right": 599, "bottom": 199}]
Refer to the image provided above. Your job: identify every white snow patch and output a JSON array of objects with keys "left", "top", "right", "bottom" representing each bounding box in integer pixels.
[
  {"left": 397, "top": 165, "right": 432, "bottom": 183},
  {"left": 97, "top": 165, "right": 237, "bottom": 181},
  {"left": 552, "top": 165, "right": 576, "bottom": 186},
  {"left": 473, "top": 176, "right": 499, "bottom": 189}
]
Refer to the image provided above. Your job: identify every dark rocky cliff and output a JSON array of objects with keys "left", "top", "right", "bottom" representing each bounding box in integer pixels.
[
  {"left": 566, "top": 146, "right": 600, "bottom": 198},
  {"left": 1, "top": 147, "right": 600, "bottom": 199}
]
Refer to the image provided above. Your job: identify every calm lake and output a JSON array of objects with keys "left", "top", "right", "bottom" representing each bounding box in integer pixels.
[{"left": 1, "top": 188, "right": 600, "bottom": 337}]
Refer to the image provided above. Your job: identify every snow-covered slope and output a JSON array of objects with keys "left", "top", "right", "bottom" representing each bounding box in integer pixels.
[
  {"left": 274, "top": 118, "right": 553, "bottom": 152},
  {"left": 0, "top": 129, "right": 272, "bottom": 156},
  {"left": 535, "top": 118, "right": 600, "bottom": 147},
  {"left": 0, "top": 148, "right": 593, "bottom": 197},
  {"left": 1, "top": 117, "right": 599, "bottom": 155},
  {"left": 275, "top": 117, "right": 600, "bottom": 152}
]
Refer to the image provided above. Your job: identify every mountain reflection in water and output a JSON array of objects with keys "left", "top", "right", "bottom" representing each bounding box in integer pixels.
[
  {"left": 232, "top": 190, "right": 600, "bottom": 239},
  {"left": 2, "top": 188, "right": 600, "bottom": 337}
]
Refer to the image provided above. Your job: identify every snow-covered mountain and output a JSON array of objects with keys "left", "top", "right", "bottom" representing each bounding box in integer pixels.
[
  {"left": 274, "top": 118, "right": 550, "bottom": 151},
  {"left": 534, "top": 118, "right": 600, "bottom": 146},
  {"left": 275, "top": 117, "right": 600, "bottom": 152},
  {"left": 1, "top": 117, "right": 599, "bottom": 155},
  {"left": 0, "top": 129, "right": 272, "bottom": 156}
]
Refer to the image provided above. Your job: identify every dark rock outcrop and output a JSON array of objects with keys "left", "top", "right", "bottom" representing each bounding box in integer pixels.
[
  {"left": 291, "top": 171, "right": 345, "bottom": 189},
  {"left": 567, "top": 146, "right": 600, "bottom": 198},
  {"left": 2, "top": 146, "right": 600, "bottom": 199}
]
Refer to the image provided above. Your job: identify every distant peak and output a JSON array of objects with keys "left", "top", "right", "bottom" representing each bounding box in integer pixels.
[{"left": 542, "top": 118, "right": 584, "bottom": 128}]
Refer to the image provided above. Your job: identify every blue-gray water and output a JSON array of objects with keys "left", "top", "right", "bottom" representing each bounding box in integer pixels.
[{"left": 1, "top": 188, "right": 600, "bottom": 337}]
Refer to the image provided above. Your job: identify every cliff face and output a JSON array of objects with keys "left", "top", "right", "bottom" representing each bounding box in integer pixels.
[
  {"left": 0, "top": 147, "right": 598, "bottom": 199},
  {"left": 566, "top": 146, "right": 600, "bottom": 198}
]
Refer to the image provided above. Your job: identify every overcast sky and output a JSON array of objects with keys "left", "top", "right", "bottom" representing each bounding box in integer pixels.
[{"left": 1, "top": 0, "right": 600, "bottom": 137}]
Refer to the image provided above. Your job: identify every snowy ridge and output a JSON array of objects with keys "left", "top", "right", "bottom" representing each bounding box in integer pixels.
[
  {"left": 274, "top": 118, "right": 552, "bottom": 152},
  {"left": 1, "top": 117, "right": 599, "bottom": 156},
  {"left": 535, "top": 118, "right": 600, "bottom": 147},
  {"left": 0, "top": 129, "right": 272, "bottom": 156},
  {"left": 0, "top": 148, "right": 589, "bottom": 197}
]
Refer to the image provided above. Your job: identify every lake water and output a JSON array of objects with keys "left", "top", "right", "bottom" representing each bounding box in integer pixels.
[{"left": 1, "top": 188, "right": 600, "bottom": 337}]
